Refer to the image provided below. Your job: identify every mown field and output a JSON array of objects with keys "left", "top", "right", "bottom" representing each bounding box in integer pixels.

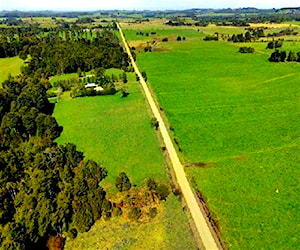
[
  {"left": 122, "top": 22, "right": 300, "bottom": 249},
  {"left": 0, "top": 56, "right": 23, "bottom": 86},
  {"left": 54, "top": 70, "right": 198, "bottom": 248}
]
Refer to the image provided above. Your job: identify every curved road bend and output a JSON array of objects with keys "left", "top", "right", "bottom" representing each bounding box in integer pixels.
[{"left": 117, "top": 23, "right": 220, "bottom": 250}]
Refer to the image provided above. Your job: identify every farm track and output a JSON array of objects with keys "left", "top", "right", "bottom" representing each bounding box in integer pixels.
[{"left": 117, "top": 23, "right": 221, "bottom": 250}]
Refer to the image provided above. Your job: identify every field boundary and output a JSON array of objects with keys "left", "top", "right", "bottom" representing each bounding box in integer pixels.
[{"left": 117, "top": 22, "right": 222, "bottom": 250}]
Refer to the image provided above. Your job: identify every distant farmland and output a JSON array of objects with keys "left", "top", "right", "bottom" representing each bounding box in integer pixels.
[{"left": 123, "top": 22, "right": 300, "bottom": 249}]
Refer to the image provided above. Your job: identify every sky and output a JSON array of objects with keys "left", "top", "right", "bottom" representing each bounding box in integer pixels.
[{"left": 1, "top": 0, "right": 299, "bottom": 11}]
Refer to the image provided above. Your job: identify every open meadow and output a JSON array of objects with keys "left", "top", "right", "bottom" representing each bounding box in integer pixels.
[
  {"left": 53, "top": 70, "right": 198, "bottom": 248},
  {"left": 53, "top": 70, "right": 170, "bottom": 189},
  {"left": 0, "top": 56, "right": 23, "bottom": 86},
  {"left": 122, "top": 21, "right": 300, "bottom": 249}
]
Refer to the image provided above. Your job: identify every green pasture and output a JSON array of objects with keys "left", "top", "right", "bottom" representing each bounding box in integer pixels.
[
  {"left": 124, "top": 25, "right": 300, "bottom": 249},
  {"left": 123, "top": 28, "right": 201, "bottom": 42},
  {"left": 54, "top": 71, "right": 169, "bottom": 190},
  {"left": 49, "top": 72, "right": 78, "bottom": 85},
  {"left": 54, "top": 70, "right": 197, "bottom": 248},
  {"left": 0, "top": 56, "right": 23, "bottom": 86}
]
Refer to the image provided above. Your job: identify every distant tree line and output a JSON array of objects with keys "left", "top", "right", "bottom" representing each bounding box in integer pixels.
[{"left": 0, "top": 18, "right": 23, "bottom": 26}]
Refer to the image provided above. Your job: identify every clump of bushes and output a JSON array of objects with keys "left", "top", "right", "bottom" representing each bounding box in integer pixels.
[
  {"left": 115, "top": 172, "right": 132, "bottom": 192},
  {"left": 203, "top": 35, "right": 218, "bottom": 41},
  {"left": 147, "top": 178, "right": 170, "bottom": 201},
  {"left": 266, "top": 40, "right": 283, "bottom": 49},
  {"left": 239, "top": 47, "right": 255, "bottom": 53}
]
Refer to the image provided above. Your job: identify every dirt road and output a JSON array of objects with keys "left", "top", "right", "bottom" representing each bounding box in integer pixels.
[{"left": 117, "top": 23, "right": 220, "bottom": 250}]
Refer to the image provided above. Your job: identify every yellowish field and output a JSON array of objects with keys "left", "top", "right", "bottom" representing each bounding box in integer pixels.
[
  {"left": 0, "top": 56, "right": 23, "bottom": 86},
  {"left": 249, "top": 22, "right": 300, "bottom": 28}
]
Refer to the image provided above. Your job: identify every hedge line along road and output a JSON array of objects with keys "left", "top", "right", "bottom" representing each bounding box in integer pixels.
[{"left": 117, "top": 22, "right": 221, "bottom": 250}]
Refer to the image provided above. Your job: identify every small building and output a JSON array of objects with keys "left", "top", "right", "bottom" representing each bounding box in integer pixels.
[
  {"left": 95, "top": 86, "right": 104, "bottom": 91},
  {"left": 85, "top": 83, "right": 97, "bottom": 89},
  {"left": 85, "top": 83, "right": 104, "bottom": 92}
]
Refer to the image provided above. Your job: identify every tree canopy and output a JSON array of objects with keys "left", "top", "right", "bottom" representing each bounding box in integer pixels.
[{"left": 0, "top": 75, "right": 109, "bottom": 249}]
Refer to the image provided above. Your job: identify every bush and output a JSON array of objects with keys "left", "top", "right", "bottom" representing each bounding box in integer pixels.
[
  {"left": 112, "top": 207, "right": 122, "bottom": 217},
  {"left": 156, "top": 184, "right": 170, "bottom": 201},
  {"left": 147, "top": 178, "right": 157, "bottom": 191},
  {"left": 266, "top": 40, "right": 283, "bottom": 49},
  {"left": 162, "top": 37, "right": 168, "bottom": 42},
  {"left": 68, "top": 228, "right": 78, "bottom": 239},
  {"left": 141, "top": 71, "right": 147, "bottom": 81},
  {"left": 203, "top": 35, "right": 218, "bottom": 41},
  {"left": 239, "top": 47, "right": 255, "bottom": 53},
  {"left": 115, "top": 172, "right": 132, "bottom": 192},
  {"left": 149, "top": 207, "right": 158, "bottom": 218},
  {"left": 151, "top": 117, "right": 159, "bottom": 130},
  {"left": 269, "top": 50, "right": 286, "bottom": 62},
  {"left": 128, "top": 207, "right": 142, "bottom": 220}
]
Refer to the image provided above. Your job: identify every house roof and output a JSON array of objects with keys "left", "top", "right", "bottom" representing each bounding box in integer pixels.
[{"left": 85, "top": 83, "right": 97, "bottom": 88}]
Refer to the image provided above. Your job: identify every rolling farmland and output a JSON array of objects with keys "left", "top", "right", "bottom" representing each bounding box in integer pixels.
[{"left": 122, "top": 21, "right": 300, "bottom": 249}]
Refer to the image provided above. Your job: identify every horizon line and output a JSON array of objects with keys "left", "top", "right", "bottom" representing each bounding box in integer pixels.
[{"left": 1, "top": 7, "right": 300, "bottom": 12}]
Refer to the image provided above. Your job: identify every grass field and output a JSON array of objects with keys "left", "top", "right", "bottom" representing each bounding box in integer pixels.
[
  {"left": 49, "top": 72, "right": 78, "bottom": 85},
  {"left": 0, "top": 56, "right": 23, "bottom": 86},
  {"left": 54, "top": 71, "right": 169, "bottom": 189},
  {"left": 54, "top": 70, "right": 197, "bottom": 248},
  {"left": 123, "top": 23, "right": 300, "bottom": 249}
]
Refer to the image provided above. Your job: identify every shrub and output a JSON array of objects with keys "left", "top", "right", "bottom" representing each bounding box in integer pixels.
[
  {"left": 115, "top": 172, "right": 132, "bottom": 192},
  {"left": 203, "top": 35, "right": 218, "bottom": 41},
  {"left": 239, "top": 47, "right": 255, "bottom": 53},
  {"left": 147, "top": 178, "right": 157, "bottom": 191},
  {"left": 149, "top": 207, "right": 158, "bottom": 218},
  {"left": 68, "top": 228, "right": 78, "bottom": 239},
  {"left": 128, "top": 207, "right": 142, "bottom": 220},
  {"left": 156, "top": 184, "right": 170, "bottom": 201}
]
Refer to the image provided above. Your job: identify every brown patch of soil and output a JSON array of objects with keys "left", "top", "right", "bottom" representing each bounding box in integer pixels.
[
  {"left": 186, "top": 162, "right": 214, "bottom": 168},
  {"left": 235, "top": 154, "right": 248, "bottom": 161}
]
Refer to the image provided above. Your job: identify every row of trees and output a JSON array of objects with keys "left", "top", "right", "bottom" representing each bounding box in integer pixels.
[
  {"left": 228, "top": 29, "right": 265, "bottom": 43},
  {"left": 269, "top": 50, "right": 300, "bottom": 62}
]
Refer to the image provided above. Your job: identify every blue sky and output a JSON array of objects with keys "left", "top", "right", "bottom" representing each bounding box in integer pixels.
[{"left": 1, "top": 0, "right": 299, "bottom": 11}]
